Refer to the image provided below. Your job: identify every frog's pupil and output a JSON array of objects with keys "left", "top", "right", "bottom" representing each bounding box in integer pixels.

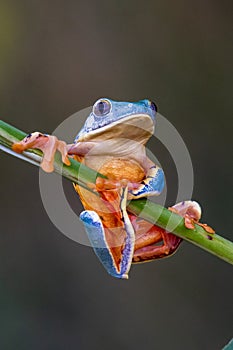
[{"left": 98, "top": 101, "right": 105, "bottom": 114}]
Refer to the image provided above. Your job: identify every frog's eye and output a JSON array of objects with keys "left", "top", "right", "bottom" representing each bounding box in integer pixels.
[
  {"left": 150, "top": 101, "right": 158, "bottom": 113},
  {"left": 93, "top": 99, "right": 111, "bottom": 117}
]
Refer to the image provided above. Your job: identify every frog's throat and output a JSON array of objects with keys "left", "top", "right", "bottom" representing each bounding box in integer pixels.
[{"left": 77, "top": 114, "right": 155, "bottom": 144}]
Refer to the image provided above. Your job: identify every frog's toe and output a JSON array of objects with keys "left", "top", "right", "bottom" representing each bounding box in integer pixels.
[{"left": 80, "top": 210, "right": 132, "bottom": 279}]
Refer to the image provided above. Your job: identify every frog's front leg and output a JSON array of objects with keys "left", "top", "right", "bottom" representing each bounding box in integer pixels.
[
  {"left": 80, "top": 186, "right": 135, "bottom": 279},
  {"left": 12, "top": 132, "right": 71, "bottom": 172},
  {"left": 129, "top": 158, "right": 165, "bottom": 199},
  {"left": 12, "top": 132, "right": 96, "bottom": 172}
]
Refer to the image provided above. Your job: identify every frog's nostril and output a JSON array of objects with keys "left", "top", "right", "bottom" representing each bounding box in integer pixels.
[
  {"left": 150, "top": 101, "right": 158, "bottom": 113},
  {"left": 140, "top": 99, "right": 158, "bottom": 113},
  {"left": 94, "top": 99, "right": 111, "bottom": 117}
]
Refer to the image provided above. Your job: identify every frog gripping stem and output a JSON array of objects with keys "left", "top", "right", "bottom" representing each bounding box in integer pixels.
[
  {"left": 1, "top": 98, "right": 230, "bottom": 279},
  {"left": 12, "top": 132, "right": 71, "bottom": 172}
]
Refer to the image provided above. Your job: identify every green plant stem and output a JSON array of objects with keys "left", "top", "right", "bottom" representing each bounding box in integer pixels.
[
  {"left": 0, "top": 120, "right": 106, "bottom": 193},
  {"left": 1, "top": 120, "right": 233, "bottom": 265}
]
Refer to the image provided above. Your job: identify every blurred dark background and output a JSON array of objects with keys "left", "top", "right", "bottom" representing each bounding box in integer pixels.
[{"left": 0, "top": 1, "right": 232, "bottom": 349}]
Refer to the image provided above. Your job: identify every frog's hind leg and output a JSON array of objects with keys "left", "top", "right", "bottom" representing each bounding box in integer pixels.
[
  {"left": 132, "top": 218, "right": 182, "bottom": 263},
  {"left": 132, "top": 201, "right": 201, "bottom": 263},
  {"left": 80, "top": 187, "right": 135, "bottom": 279}
]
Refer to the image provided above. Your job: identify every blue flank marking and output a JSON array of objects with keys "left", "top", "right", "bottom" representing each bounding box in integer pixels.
[
  {"left": 120, "top": 230, "right": 133, "bottom": 275},
  {"left": 136, "top": 168, "right": 165, "bottom": 196},
  {"left": 80, "top": 211, "right": 125, "bottom": 279}
]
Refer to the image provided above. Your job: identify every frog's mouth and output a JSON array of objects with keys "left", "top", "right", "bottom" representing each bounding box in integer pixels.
[{"left": 78, "top": 114, "right": 155, "bottom": 144}]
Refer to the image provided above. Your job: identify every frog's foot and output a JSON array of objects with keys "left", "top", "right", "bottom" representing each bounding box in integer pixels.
[
  {"left": 168, "top": 201, "right": 215, "bottom": 234},
  {"left": 80, "top": 186, "right": 135, "bottom": 279},
  {"left": 12, "top": 132, "right": 71, "bottom": 172}
]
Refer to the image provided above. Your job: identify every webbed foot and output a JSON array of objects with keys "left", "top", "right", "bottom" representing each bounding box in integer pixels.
[{"left": 168, "top": 201, "right": 215, "bottom": 233}]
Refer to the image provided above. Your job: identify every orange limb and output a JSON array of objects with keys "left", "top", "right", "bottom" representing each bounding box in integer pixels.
[
  {"left": 12, "top": 132, "right": 71, "bottom": 172},
  {"left": 131, "top": 215, "right": 182, "bottom": 263}
]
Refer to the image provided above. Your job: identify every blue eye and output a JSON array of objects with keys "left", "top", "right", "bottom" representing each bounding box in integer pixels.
[
  {"left": 150, "top": 101, "right": 158, "bottom": 112},
  {"left": 93, "top": 99, "right": 111, "bottom": 116}
]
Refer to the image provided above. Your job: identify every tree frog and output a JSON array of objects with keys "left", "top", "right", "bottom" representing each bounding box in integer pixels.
[{"left": 12, "top": 98, "right": 212, "bottom": 279}]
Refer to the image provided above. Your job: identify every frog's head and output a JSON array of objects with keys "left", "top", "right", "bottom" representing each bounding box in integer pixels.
[{"left": 75, "top": 98, "right": 157, "bottom": 144}]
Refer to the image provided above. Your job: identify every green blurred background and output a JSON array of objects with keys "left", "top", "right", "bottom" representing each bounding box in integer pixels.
[{"left": 0, "top": 1, "right": 232, "bottom": 349}]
